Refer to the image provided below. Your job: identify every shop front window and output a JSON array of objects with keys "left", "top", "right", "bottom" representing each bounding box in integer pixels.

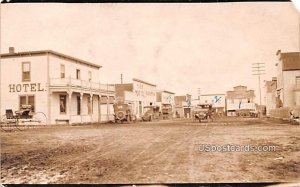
[
  {"left": 60, "top": 95, "right": 67, "bottom": 114},
  {"left": 88, "top": 96, "right": 92, "bottom": 115},
  {"left": 77, "top": 96, "right": 81, "bottom": 115}
]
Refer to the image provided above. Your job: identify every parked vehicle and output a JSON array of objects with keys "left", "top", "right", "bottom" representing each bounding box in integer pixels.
[
  {"left": 161, "top": 104, "right": 173, "bottom": 120},
  {"left": 290, "top": 106, "right": 300, "bottom": 125},
  {"left": 113, "top": 103, "right": 137, "bottom": 123},
  {"left": 1, "top": 105, "right": 47, "bottom": 131},
  {"left": 142, "top": 106, "right": 161, "bottom": 122},
  {"left": 193, "top": 104, "right": 213, "bottom": 122}
]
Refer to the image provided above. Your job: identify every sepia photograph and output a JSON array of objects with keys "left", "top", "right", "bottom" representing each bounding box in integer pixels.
[{"left": 0, "top": 1, "right": 300, "bottom": 185}]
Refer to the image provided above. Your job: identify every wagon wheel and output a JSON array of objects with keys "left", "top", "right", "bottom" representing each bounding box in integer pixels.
[
  {"left": 1, "top": 115, "right": 16, "bottom": 132},
  {"left": 31, "top": 112, "right": 48, "bottom": 127},
  {"left": 15, "top": 119, "right": 28, "bottom": 131}
]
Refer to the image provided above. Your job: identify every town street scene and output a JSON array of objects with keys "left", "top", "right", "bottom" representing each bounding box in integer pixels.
[{"left": 0, "top": 2, "right": 300, "bottom": 185}]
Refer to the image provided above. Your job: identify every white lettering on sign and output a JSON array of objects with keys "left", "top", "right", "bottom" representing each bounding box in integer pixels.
[{"left": 9, "top": 83, "right": 45, "bottom": 92}]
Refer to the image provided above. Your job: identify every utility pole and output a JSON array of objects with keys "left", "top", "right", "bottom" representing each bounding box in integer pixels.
[
  {"left": 120, "top": 73, "right": 123, "bottom": 84},
  {"left": 252, "top": 63, "right": 265, "bottom": 117},
  {"left": 198, "top": 88, "right": 201, "bottom": 105}
]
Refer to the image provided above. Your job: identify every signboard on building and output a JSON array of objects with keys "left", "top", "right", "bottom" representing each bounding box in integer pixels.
[
  {"left": 132, "top": 80, "right": 156, "bottom": 102},
  {"left": 200, "top": 94, "right": 225, "bottom": 108},
  {"left": 161, "top": 92, "right": 174, "bottom": 104}
]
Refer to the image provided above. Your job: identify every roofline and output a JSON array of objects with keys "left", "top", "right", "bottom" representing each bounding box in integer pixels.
[
  {"left": 132, "top": 78, "right": 156, "bottom": 87},
  {"left": 0, "top": 50, "right": 102, "bottom": 69},
  {"left": 175, "top": 94, "right": 192, "bottom": 97},
  {"left": 162, "top": 90, "right": 175, "bottom": 94},
  {"left": 200, "top": 94, "right": 225, "bottom": 96},
  {"left": 233, "top": 85, "right": 247, "bottom": 88}
]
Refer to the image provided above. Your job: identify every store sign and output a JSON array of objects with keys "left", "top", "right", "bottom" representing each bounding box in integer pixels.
[
  {"left": 9, "top": 83, "right": 45, "bottom": 92},
  {"left": 162, "top": 94, "right": 174, "bottom": 104},
  {"left": 134, "top": 82, "right": 155, "bottom": 98}
]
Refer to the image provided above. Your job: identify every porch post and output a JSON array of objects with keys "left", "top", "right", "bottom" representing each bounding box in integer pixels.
[
  {"left": 98, "top": 95, "right": 102, "bottom": 123},
  {"left": 106, "top": 96, "right": 109, "bottom": 121},
  {"left": 68, "top": 91, "right": 72, "bottom": 124},
  {"left": 90, "top": 94, "right": 93, "bottom": 123},
  {"left": 80, "top": 93, "right": 83, "bottom": 123}
]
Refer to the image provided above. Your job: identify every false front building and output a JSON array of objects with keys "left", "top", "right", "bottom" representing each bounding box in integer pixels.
[
  {"left": 114, "top": 78, "right": 157, "bottom": 118},
  {"left": 226, "top": 85, "right": 256, "bottom": 116},
  {"left": 0, "top": 48, "right": 115, "bottom": 124}
]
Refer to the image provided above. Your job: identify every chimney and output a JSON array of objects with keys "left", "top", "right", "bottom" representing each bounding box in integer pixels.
[{"left": 9, "top": 47, "right": 15, "bottom": 54}]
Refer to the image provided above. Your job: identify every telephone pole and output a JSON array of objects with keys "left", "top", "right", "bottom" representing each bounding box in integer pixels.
[
  {"left": 198, "top": 88, "right": 201, "bottom": 105},
  {"left": 252, "top": 63, "right": 265, "bottom": 117},
  {"left": 120, "top": 74, "right": 123, "bottom": 84}
]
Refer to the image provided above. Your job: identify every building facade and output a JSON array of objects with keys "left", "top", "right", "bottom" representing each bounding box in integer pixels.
[
  {"left": 156, "top": 90, "right": 176, "bottom": 117},
  {"left": 264, "top": 77, "right": 277, "bottom": 116},
  {"left": 200, "top": 94, "right": 226, "bottom": 116},
  {"left": 0, "top": 48, "right": 115, "bottom": 124},
  {"left": 225, "top": 85, "right": 256, "bottom": 116},
  {"left": 114, "top": 78, "right": 157, "bottom": 118},
  {"left": 174, "top": 94, "right": 192, "bottom": 118},
  {"left": 275, "top": 50, "right": 300, "bottom": 108}
]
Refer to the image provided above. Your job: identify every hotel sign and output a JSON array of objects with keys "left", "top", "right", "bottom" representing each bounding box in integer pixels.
[{"left": 9, "top": 83, "right": 45, "bottom": 92}]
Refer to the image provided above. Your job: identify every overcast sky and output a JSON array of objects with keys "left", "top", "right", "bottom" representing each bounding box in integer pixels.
[{"left": 1, "top": 3, "right": 299, "bottom": 103}]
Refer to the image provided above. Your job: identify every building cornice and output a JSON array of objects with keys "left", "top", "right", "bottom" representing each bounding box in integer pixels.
[{"left": 0, "top": 50, "right": 102, "bottom": 69}]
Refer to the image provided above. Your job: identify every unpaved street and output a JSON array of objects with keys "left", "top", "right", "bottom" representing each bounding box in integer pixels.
[{"left": 1, "top": 117, "right": 300, "bottom": 184}]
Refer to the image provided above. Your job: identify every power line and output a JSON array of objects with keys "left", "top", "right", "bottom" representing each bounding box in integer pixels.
[{"left": 252, "top": 63, "right": 265, "bottom": 117}]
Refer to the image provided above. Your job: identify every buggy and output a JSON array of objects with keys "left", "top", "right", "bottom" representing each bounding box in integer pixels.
[{"left": 1, "top": 105, "right": 47, "bottom": 131}]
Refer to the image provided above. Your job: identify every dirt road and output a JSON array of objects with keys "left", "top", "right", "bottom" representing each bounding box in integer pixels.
[{"left": 1, "top": 117, "right": 300, "bottom": 184}]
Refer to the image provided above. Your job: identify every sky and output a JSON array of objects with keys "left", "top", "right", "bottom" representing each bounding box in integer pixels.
[{"left": 1, "top": 2, "right": 299, "bottom": 103}]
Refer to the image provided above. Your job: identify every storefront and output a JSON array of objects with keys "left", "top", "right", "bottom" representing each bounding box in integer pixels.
[
  {"left": 115, "top": 78, "right": 157, "bottom": 118},
  {"left": 156, "top": 90, "right": 175, "bottom": 118},
  {"left": 174, "top": 94, "right": 192, "bottom": 118}
]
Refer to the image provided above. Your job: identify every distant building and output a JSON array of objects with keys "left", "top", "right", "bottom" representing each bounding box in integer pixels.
[
  {"left": 225, "top": 85, "right": 256, "bottom": 116},
  {"left": 156, "top": 90, "right": 176, "bottom": 117},
  {"left": 174, "top": 94, "right": 192, "bottom": 118},
  {"left": 275, "top": 50, "right": 300, "bottom": 107},
  {"left": 114, "top": 78, "right": 157, "bottom": 118},
  {"left": 0, "top": 48, "right": 115, "bottom": 124},
  {"left": 264, "top": 77, "right": 277, "bottom": 116},
  {"left": 200, "top": 94, "right": 226, "bottom": 115}
]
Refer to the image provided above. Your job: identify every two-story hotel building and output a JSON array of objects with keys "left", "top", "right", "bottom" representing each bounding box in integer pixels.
[{"left": 0, "top": 48, "right": 115, "bottom": 124}]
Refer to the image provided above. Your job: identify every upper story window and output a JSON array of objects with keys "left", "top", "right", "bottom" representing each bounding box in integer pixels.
[
  {"left": 60, "top": 64, "right": 65, "bottom": 79},
  {"left": 88, "top": 71, "right": 92, "bottom": 82},
  {"left": 76, "top": 69, "right": 80, "bottom": 80},
  {"left": 22, "top": 62, "right": 31, "bottom": 81},
  {"left": 296, "top": 76, "right": 300, "bottom": 85}
]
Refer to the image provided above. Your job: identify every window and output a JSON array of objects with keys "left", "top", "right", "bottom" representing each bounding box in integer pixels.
[
  {"left": 60, "top": 64, "right": 65, "bottom": 78},
  {"left": 88, "top": 96, "right": 92, "bottom": 114},
  {"left": 19, "top": 95, "right": 35, "bottom": 112},
  {"left": 76, "top": 69, "right": 80, "bottom": 80},
  {"left": 88, "top": 71, "right": 92, "bottom": 82},
  {"left": 296, "top": 76, "right": 300, "bottom": 85},
  {"left": 60, "top": 95, "right": 67, "bottom": 113},
  {"left": 22, "top": 62, "right": 31, "bottom": 81},
  {"left": 77, "top": 96, "right": 81, "bottom": 115}
]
